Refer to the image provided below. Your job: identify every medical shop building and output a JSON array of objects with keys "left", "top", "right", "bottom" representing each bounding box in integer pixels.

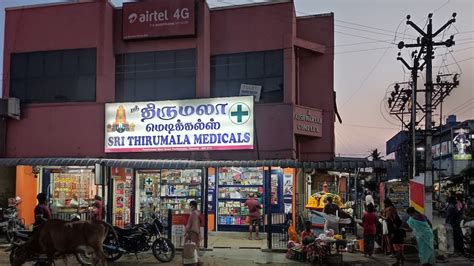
[{"left": 0, "top": 0, "right": 345, "bottom": 245}]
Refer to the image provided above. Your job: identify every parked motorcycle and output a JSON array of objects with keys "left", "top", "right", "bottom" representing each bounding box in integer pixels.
[
  {"left": 461, "top": 217, "right": 474, "bottom": 260},
  {"left": 102, "top": 213, "right": 175, "bottom": 263},
  {"left": 0, "top": 197, "right": 26, "bottom": 243}
]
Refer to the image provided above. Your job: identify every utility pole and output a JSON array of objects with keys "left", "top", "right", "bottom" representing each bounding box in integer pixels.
[
  {"left": 397, "top": 50, "right": 425, "bottom": 180},
  {"left": 397, "top": 13, "right": 456, "bottom": 221}
]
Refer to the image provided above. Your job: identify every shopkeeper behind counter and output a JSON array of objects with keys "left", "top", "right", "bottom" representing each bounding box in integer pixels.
[{"left": 69, "top": 193, "right": 87, "bottom": 208}]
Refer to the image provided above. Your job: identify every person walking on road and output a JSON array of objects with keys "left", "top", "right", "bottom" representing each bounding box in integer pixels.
[
  {"left": 365, "top": 190, "right": 375, "bottom": 209},
  {"left": 185, "top": 200, "right": 202, "bottom": 248},
  {"left": 446, "top": 195, "right": 465, "bottom": 255},
  {"left": 405, "top": 207, "right": 434, "bottom": 266},
  {"left": 245, "top": 193, "right": 262, "bottom": 240},
  {"left": 362, "top": 203, "right": 377, "bottom": 257},
  {"left": 33, "top": 192, "right": 51, "bottom": 228},
  {"left": 381, "top": 198, "right": 400, "bottom": 255}
]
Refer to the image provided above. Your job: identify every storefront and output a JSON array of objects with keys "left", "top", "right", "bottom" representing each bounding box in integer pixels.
[
  {"left": 211, "top": 167, "right": 294, "bottom": 231},
  {"left": 41, "top": 166, "right": 101, "bottom": 221},
  {"left": 2, "top": 0, "right": 341, "bottom": 247},
  {"left": 106, "top": 165, "right": 293, "bottom": 232}
]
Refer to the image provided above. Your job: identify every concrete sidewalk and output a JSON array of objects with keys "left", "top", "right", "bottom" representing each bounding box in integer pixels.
[{"left": 1, "top": 246, "right": 473, "bottom": 265}]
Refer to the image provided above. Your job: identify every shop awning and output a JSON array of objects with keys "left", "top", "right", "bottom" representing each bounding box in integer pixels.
[
  {"left": 0, "top": 158, "right": 100, "bottom": 167},
  {"left": 101, "top": 158, "right": 396, "bottom": 170},
  {"left": 0, "top": 158, "right": 396, "bottom": 169}
]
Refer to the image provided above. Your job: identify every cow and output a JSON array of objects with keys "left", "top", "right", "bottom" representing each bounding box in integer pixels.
[{"left": 10, "top": 219, "right": 113, "bottom": 266}]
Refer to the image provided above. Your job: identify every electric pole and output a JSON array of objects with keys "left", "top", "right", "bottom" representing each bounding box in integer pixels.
[
  {"left": 397, "top": 49, "right": 425, "bottom": 180},
  {"left": 397, "top": 13, "right": 456, "bottom": 221}
]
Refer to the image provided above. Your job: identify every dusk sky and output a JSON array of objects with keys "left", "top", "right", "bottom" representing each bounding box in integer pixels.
[{"left": 1, "top": 0, "right": 473, "bottom": 159}]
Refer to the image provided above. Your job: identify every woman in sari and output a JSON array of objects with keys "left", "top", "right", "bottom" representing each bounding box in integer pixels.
[{"left": 405, "top": 207, "right": 435, "bottom": 266}]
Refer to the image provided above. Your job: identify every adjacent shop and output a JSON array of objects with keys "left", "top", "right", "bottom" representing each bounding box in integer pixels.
[{"left": 41, "top": 166, "right": 101, "bottom": 220}]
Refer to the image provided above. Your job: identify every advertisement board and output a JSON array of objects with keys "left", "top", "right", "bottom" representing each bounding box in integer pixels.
[
  {"left": 293, "top": 105, "right": 323, "bottom": 137},
  {"left": 385, "top": 182, "right": 409, "bottom": 211},
  {"left": 452, "top": 129, "right": 472, "bottom": 160},
  {"left": 122, "top": 0, "right": 195, "bottom": 40},
  {"left": 105, "top": 96, "right": 254, "bottom": 152}
]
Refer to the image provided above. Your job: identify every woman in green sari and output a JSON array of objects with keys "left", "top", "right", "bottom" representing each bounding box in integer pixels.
[{"left": 405, "top": 207, "right": 435, "bottom": 266}]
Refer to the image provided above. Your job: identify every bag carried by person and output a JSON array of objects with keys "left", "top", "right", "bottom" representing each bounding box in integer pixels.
[{"left": 182, "top": 241, "right": 198, "bottom": 265}]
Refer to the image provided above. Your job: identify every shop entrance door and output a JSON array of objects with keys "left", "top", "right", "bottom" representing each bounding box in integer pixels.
[
  {"left": 110, "top": 167, "right": 134, "bottom": 228},
  {"left": 135, "top": 170, "right": 161, "bottom": 223},
  {"left": 266, "top": 168, "right": 291, "bottom": 250},
  {"left": 207, "top": 167, "right": 266, "bottom": 249}
]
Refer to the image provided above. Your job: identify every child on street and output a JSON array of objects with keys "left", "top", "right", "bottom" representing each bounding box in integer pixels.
[{"left": 363, "top": 203, "right": 377, "bottom": 257}]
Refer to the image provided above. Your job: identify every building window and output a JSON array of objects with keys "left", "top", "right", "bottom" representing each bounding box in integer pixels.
[
  {"left": 10, "top": 49, "right": 96, "bottom": 103},
  {"left": 211, "top": 50, "right": 283, "bottom": 103},
  {"left": 116, "top": 49, "right": 196, "bottom": 102}
]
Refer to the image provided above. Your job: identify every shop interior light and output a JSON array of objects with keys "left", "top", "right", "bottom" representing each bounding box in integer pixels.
[{"left": 416, "top": 147, "right": 425, "bottom": 151}]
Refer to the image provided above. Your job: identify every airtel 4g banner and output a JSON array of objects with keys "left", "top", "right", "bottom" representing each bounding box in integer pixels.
[
  {"left": 122, "top": 0, "right": 195, "bottom": 40},
  {"left": 105, "top": 96, "right": 254, "bottom": 153}
]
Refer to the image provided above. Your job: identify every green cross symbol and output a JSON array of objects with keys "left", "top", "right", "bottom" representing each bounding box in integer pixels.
[
  {"left": 231, "top": 104, "right": 249, "bottom": 123},
  {"left": 145, "top": 178, "right": 153, "bottom": 186}
]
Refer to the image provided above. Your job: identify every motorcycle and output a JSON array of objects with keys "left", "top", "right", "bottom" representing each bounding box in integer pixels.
[
  {"left": 461, "top": 217, "right": 474, "bottom": 260},
  {"left": 102, "top": 212, "right": 175, "bottom": 263},
  {"left": 0, "top": 197, "right": 26, "bottom": 243}
]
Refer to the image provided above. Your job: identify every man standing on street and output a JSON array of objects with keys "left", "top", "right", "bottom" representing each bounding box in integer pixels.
[
  {"left": 245, "top": 193, "right": 262, "bottom": 240},
  {"left": 446, "top": 195, "right": 464, "bottom": 256}
]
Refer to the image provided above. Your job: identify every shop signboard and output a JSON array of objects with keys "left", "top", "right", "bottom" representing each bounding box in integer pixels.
[
  {"left": 239, "top": 84, "right": 262, "bottom": 102},
  {"left": 452, "top": 128, "right": 472, "bottom": 160},
  {"left": 385, "top": 182, "right": 409, "bottom": 211},
  {"left": 105, "top": 96, "right": 254, "bottom": 152},
  {"left": 293, "top": 105, "right": 323, "bottom": 137},
  {"left": 122, "top": 0, "right": 195, "bottom": 40}
]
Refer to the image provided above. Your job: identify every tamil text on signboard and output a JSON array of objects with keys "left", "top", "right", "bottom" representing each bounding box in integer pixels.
[
  {"left": 122, "top": 0, "right": 195, "bottom": 40},
  {"left": 105, "top": 96, "right": 254, "bottom": 152}
]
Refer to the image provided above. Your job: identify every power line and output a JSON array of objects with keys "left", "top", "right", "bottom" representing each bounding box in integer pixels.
[
  {"left": 445, "top": 98, "right": 474, "bottom": 114},
  {"left": 340, "top": 43, "right": 392, "bottom": 108},
  {"left": 339, "top": 123, "right": 399, "bottom": 130},
  {"left": 457, "top": 106, "right": 474, "bottom": 116},
  {"left": 335, "top": 19, "right": 418, "bottom": 38}
]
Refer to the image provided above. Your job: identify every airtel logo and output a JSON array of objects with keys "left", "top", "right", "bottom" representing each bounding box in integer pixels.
[
  {"left": 128, "top": 13, "right": 138, "bottom": 23},
  {"left": 126, "top": 8, "right": 190, "bottom": 24}
]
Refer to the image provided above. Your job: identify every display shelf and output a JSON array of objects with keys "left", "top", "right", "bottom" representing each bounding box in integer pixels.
[
  {"left": 218, "top": 184, "right": 263, "bottom": 188},
  {"left": 161, "top": 196, "right": 200, "bottom": 198},
  {"left": 217, "top": 214, "right": 248, "bottom": 216},
  {"left": 217, "top": 198, "right": 248, "bottom": 201},
  {"left": 217, "top": 223, "right": 249, "bottom": 225},
  {"left": 161, "top": 183, "right": 201, "bottom": 186}
]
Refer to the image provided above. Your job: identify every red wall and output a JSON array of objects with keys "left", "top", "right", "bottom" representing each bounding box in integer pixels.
[
  {"left": 3, "top": 1, "right": 334, "bottom": 161},
  {"left": 296, "top": 15, "right": 335, "bottom": 161},
  {"left": 2, "top": 1, "right": 116, "bottom": 103},
  {"left": 209, "top": 3, "right": 294, "bottom": 55}
]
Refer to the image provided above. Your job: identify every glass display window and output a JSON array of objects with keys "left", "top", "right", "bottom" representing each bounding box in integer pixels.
[
  {"left": 49, "top": 167, "right": 97, "bottom": 219},
  {"left": 137, "top": 170, "right": 160, "bottom": 223},
  {"left": 160, "top": 169, "right": 202, "bottom": 214},
  {"left": 217, "top": 167, "right": 264, "bottom": 227}
]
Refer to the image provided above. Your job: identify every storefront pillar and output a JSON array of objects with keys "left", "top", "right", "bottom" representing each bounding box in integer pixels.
[
  {"left": 203, "top": 167, "right": 209, "bottom": 249},
  {"left": 16, "top": 165, "right": 37, "bottom": 228}
]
